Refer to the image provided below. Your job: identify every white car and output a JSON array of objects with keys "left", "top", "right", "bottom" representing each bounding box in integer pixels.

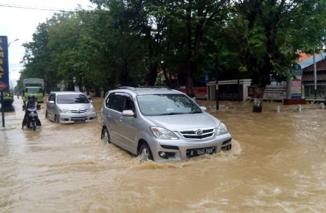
[{"left": 46, "top": 91, "right": 96, "bottom": 123}]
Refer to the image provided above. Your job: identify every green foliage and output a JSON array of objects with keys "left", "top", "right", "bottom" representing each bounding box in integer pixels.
[
  {"left": 229, "top": 0, "right": 326, "bottom": 88},
  {"left": 21, "top": 0, "right": 326, "bottom": 94}
]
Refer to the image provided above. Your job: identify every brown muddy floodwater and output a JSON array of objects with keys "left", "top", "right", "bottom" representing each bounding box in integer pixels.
[{"left": 1, "top": 97, "right": 325, "bottom": 212}]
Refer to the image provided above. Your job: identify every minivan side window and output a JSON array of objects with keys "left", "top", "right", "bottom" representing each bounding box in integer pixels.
[
  {"left": 105, "top": 94, "right": 112, "bottom": 108},
  {"left": 108, "top": 94, "right": 125, "bottom": 112},
  {"left": 124, "top": 97, "right": 135, "bottom": 112}
]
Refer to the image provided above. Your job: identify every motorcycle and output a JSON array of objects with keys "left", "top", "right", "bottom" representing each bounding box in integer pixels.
[
  {"left": 27, "top": 107, "right": 39, "bottom": 131},
  {"left": 23, "top": 106, "right": 41, "bottom": 131}
]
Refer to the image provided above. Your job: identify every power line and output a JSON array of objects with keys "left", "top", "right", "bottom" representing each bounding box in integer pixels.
[{"left": 0, "top": 3, "right": 75, "bottom": 12}]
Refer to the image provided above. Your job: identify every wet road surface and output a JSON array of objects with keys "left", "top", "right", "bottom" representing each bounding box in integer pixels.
[{"left": 1, "top": 97, "right": 325, "bottom": 212}]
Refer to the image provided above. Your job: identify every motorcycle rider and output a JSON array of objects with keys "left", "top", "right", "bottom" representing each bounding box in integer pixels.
[{"left": 22, "top": 95, "right": 41, "bottom": 129}]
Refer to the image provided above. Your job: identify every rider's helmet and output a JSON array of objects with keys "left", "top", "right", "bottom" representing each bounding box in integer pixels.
[{"left": 30, "top": 95, "right": 36, "bottom": 101}]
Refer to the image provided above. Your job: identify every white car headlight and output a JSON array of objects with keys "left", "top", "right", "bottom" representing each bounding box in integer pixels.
[
  {"left": 59, "top": 108, "right": 70, "bottom": 113},
  {"left": 150, "top": 127, "right": 179, "bottom": 140},
  {"left": 215, "top": 122, "right": 229, "bottom": 135},
  {"left": 88, "top": 105, "right": 96, "bottom": 112}
]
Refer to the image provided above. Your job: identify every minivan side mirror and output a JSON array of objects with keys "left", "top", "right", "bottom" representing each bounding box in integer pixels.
[
  {"left": 122, "top": 110, "right": 135, "bottom": 117},
  {"left": 200, "top": 106, "right": 207, "bottom": 111}
]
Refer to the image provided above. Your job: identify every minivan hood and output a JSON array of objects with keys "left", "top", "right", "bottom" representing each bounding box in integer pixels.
[
  {"left": 146, "top": 113, "right": 220, "bottom": 131},
  {"left": 57, "top": 103, "right": 90, "bottom": 111}
]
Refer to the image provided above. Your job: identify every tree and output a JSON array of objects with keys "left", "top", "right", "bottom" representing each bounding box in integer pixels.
[
  {"left": 231, "top": 0, "right": 326, "bottom": 112},
  {"left": 22, "top": 13, "right": 84, "bottom": 92},
  {"left": 21, "top": 0, "right": 326, "bottom": 106},
  {"left": 23, "top": 22, "right": 56, "bottom": 92},
  {"left": 149, "top": 0, "right": 230, "bottom": 95}
]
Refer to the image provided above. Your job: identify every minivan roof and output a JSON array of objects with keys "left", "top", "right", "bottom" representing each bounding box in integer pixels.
[{"left": 113, "top": 87, "right": 184, "bottom": 96}]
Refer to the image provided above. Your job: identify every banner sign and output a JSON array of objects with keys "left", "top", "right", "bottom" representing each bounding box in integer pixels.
[{"left": 290, "top": 79, "right": 302, "bottom": 99}]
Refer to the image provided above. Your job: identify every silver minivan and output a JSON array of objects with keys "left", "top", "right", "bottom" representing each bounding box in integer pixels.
[
  {"left": 101, "top": 87, "right": 232, "bottom": 162},
  {"left": 46, "top": 91, "right": 96, "bottom": 123}
]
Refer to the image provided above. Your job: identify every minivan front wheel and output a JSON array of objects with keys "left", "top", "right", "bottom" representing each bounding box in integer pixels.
[
  {"left": 138, "top": 143, "right": 153, "bottom": 161},
  {"left": 101, "top": 127, "right": 111, "bottom": 143}
]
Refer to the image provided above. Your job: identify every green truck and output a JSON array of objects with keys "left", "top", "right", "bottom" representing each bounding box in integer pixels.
[{"left": 23, "top": 78, "right": 45, "bottom": 103}]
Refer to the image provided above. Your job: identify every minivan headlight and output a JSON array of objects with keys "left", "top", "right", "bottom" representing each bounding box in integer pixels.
[
  {"left": 150, "top": 127, "right": 179, "bottom": 140},
  {"left": 215, "top": 122, "right": 229, "bottom": 135}
]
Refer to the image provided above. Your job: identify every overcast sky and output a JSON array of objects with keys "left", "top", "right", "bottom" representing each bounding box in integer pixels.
[{"left": 0, "top": 0, "right": 94, "bottom": 88}]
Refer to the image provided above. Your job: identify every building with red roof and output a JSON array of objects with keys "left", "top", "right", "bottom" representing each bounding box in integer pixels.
[{"left": 298, "top": 52, "right": 326, "bottom": 100}]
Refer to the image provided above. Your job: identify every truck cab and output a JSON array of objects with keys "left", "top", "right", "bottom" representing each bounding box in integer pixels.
[{"left": 23, "top": 78, "right": 45, "bottom": 103}]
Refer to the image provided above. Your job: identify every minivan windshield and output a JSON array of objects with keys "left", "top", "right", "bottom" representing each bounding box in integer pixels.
[
  {"left": 137, "top": 94, "right": 202, "bottom": 116},
  {"left": 57, "top": 94, "right": 89, "bottom": 104}
]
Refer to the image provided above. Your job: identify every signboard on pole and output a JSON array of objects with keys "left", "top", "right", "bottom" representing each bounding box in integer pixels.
[
  {"left": 0, "top": 36, "right": 9, "bottom": 127},
  {"left": 0, "top": 82, "right": 7, "bottom": 90},
  {"left": 0, "top": 36, "right": 9, "bottom": 92}
]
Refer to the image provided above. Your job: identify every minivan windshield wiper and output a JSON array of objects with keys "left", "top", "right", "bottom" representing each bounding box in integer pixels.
[
  {"left": 156, "top": 112, "right": 187, "bottom": 116},
  {"left": 189, "top": 111, "right": 202, "bottom": 114},
  {"left": 155, "top": 111, "right": 202, "bottom": 116}
]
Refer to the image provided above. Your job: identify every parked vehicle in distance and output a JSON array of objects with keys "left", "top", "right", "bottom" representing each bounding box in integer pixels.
[
  {"left": 46, "top": 91, "right": 96, "bottom": 123},
  {"left": 101, "top": 87, "right": 232, "bottom": 162}
]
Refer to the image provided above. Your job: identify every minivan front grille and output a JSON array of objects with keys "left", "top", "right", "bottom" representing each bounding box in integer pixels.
[
  {"left": 71, "top": 109, "right": 87, "bottom": 113},
  {"left": 180, "top": 128, "right": 215, "bottom": 139}
]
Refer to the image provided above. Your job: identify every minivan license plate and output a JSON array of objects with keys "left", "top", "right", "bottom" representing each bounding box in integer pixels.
[
  {"left": 205, "top": 147, "right": 215, "bottom": 154},
  {"left": 187, "top": 147, "right": 216, "bottom": 157},
  {"left": 197, "top": 149, "right": 205, "bottom": 155}
]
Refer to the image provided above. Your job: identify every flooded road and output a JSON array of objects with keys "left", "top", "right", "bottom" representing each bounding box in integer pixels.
[{"left": 1, "top": 97, "right": 325, "bottom": 212}]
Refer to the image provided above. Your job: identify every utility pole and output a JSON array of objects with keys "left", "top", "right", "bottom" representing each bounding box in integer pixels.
[
  {"left": 215, "top": 83, "right": 219, "bottom": 110},
  {"left": 1, "top": 90, "right": 4, "bottom": 127},
  {"left": 313, "top": 51, "right": 317, "bottom": 100}
]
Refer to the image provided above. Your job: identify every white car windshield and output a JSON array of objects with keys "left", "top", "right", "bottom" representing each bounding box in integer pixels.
[
  {"left": 137, "top": 94, "right": 202, "bottom": 116},
  {"left": 57, "top": 94, "right": 89, "bottom": 104}
]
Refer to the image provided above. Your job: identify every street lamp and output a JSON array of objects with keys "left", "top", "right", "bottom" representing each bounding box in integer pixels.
[
  {"left": 8, "top": 38, "right": 19, "bottom": 47},
  {"left": 7, "top": 39, "right": 19, "bottom": 92}
]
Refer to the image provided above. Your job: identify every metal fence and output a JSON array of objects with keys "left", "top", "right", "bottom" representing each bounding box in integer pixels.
[{"left": 304, "top": 84, "right": 326, "bottom": 100}]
